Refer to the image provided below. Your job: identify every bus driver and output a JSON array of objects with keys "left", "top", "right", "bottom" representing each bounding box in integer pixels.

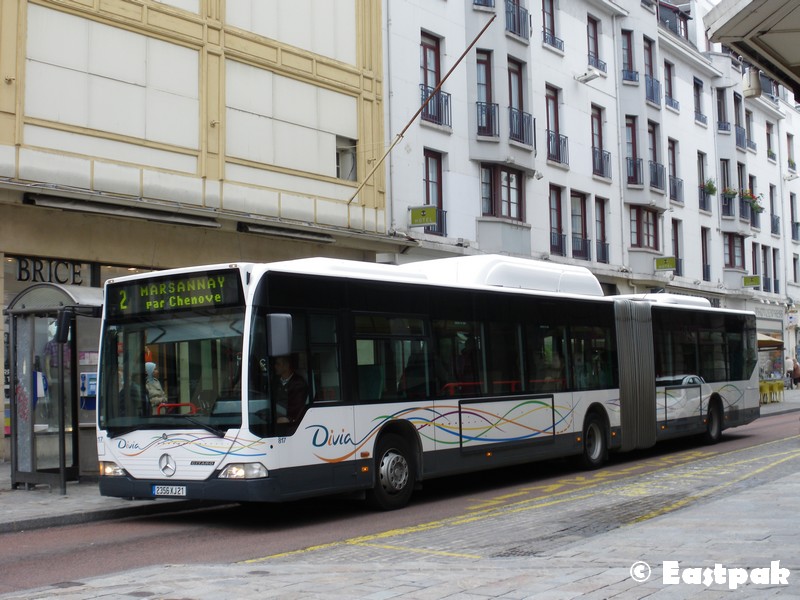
[{"left": 273, "top": 355, "right": 308, "bottom": 423}]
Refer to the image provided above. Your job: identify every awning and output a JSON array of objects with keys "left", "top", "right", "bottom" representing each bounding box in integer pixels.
[{"left": 758, "top": 332, "right": 784, "bottom": 349}]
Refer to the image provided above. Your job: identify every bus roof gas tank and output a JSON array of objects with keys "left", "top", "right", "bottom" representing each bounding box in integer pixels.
[{"left": 398, "top": 254, "right": 604, "bottom": 297}]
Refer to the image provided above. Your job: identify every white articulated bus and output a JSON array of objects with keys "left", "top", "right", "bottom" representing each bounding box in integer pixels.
[{"left": 97, "top": 255, "right": 759, "bottom": 509}]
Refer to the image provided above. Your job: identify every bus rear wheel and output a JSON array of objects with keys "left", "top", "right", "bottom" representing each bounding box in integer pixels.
[
  {"left": 581, "top": 412, "right": 608, "bottom": 469},
  {"left": 366, "top": 434, "right": 415, "bottom": 510}
]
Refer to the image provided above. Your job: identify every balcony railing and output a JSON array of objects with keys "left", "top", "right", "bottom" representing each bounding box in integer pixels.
[
  {"left": 747, "top": 138, "right": 757, "bottom": 151},
  {"left": 793, "top": 221, "right": 800, "bottom": 241},
  {"left": 645, "top": 75, "right": 661, "bottom": 105},
  {"left": 763, "top": 276, "right": 772, "bottom": 293},
  {"left": 476, "top": 102, "right": 499, "bottom": 137},
  {"left": 665, "top": 95, "right": 679, "bottom": 110},
  {"left": 751, "top": 210, "right": 761, "bottom": 229},
  {"left": 735, "top": 125, "right": 746, "bottom": 149},
  {"left": 420, "top": 85, "right": 452, "bottom": 127},
  {"left": 669, "top": 175, "right": 683, "bottom": 202},
  {"left": 703, "top": 263, "right": 711, "bottom": 282},
  {"left": 649, "top": 161, "right": 666, "bottom": 190},
  {"left": 473, "top": 0, "right": 494, "bottom": 6},
  {"left": 699, "top": 187, "right": 711, "bottom": 212},
  {"left": 772, "top": 214, "right": 781, "bottom": 235},
  {"left": 592, "top": 147, "right": 611, "bottom": 178},
  {"left": 572, "top": 236, "right": 591, "bottom": 261},
  {"left": 547, "top": 130, "right": 569, "bottom": 164},
  {"left": 694, "top": 111, "right": 708, "bottom": 125},
  {"left": 550, "top": 231, "right": 566, "bottom": 256},
  {"left": 622, "top": 69, "right": 639, "bottom": 82},
  {"left": 717, "top": 120, "right": 731, "bottom": 132},
  {"left": 739, "top": 197, "right": 751, "bottom": 222},
  {"left": 542, "top": 28, "right": 564, "bottom": 51},
  {"left": 588, "top": 52, "right": 607, "bottom": 73},
  {"left": 596, "top": 240, "right": 610, "bottom": 264},
  {"left": 627, "top": 157, "right": 643, "bottom": 185},
  {"left": 424, "top": 207, "right": 447, "bottom": 237},
  {"left": 509, "top": 107, "right": 533, "bottom": 146},
  {"left": 506, "top": 0, "right": 530, "bottom": 39}
]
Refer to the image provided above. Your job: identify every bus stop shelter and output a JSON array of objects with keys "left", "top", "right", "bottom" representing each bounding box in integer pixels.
[{"left": 5, "top": 283, "right": 103, "bottom": 494}]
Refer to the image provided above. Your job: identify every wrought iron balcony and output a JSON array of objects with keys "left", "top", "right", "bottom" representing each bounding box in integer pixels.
[
  {"left": 772, "top": 214, "right": 781, "bottom": 235},
  {"left": 476, "top": 102, "right": 499, "bottom": 137},
  {"left": 506, "top": 0, "right": 530, "bottom": 40},
  {"left": 550, "top": 231, "right": 566, "bottom": 256},
  {"left": 694, "top": 111, "right": 707, "bottom": 125},
  {"left": 649, "top": 161, "right": 666, "bottom": 191},
  {"left": 665, "top": 95, "right": 679, "bottom": 110},
  {"left": 627, "top": 157, "right": 643, "bottom": 185},
  {"left": 588, "top": 52, "right": 606, "bottom": 73},
  {"left": 546, "top": 130, "right": 569, "bottom": 164},
  {"left": 703, "top": 263, "right": 711, "bottom": 282},
  {"left": 739, "top": 197, "right": 751, "bottom": 222},
  {"left": 793, "top": 221, "right": 800, "bottom": 241},
  {"left": 542, "top": 28, "right": 564, "bottom": 51},
  {"left": 735, "top": 125, "right": 746, "bottom": 149},
  {"left": 669, "top": 176, "right": 683, "bottom": 203},
  {"left": 509, "top": 107, "right": 533, "bottom": 146},
  {"left": 717, "top": 120, "right": 731, "bottom": 132},
  {"left": 473, "top": 0, "right": 494, "bottom": 6},
  {"left": 699, "top": 187, "right": 712, "bottom": 212},
  {"left": 424, "top": 207, "right": 447, "bottom": 237},
  {"left": 596, "top": 240, "right": 610, "bottom": 264},
  {"left": 592, "top": 147, "right": 611, "bottom": 178},
  {"left": 622, "top": 69, "right": 639, "bottom": 82},
  {"left": 572, "top": 236, "right": 591, "bottom": 261},
  {"left": 645, "top": 75, "right": 661, "bottom": 105},
  {"left": 420, "top": 84, "right": 451, "bottom": 127}
]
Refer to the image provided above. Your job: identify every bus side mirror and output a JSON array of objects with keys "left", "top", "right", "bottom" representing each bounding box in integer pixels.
[
  {"left": 267, "top": 314, "right": 292, "bottom": 357},
  {"left": 55, "top": 308, "right": 73, "bottom": 344}
]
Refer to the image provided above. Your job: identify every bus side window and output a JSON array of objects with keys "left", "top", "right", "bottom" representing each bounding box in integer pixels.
[{"left": 309, "top": 314, "right": 341, "bottom": 402}]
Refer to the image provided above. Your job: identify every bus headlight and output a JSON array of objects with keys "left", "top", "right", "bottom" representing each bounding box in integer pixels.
[
  {"left": 99, "top": 461, "right": 127, "bottom": 477},
  {"left": 218, "top": 463, "right": 268, "bottom": 479}
]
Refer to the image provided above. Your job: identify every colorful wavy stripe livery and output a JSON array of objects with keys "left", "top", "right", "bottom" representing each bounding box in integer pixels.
[
  {"left": 313, "top": 400, "right": 575, "bottom": 464},
  {"left": 117, "top": 432, "right": 266, "bottom": 458}
]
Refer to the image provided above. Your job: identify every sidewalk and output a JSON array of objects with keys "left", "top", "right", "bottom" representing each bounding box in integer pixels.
[{"left": 1, "top": 390, "right": 799, "bottom": 535}]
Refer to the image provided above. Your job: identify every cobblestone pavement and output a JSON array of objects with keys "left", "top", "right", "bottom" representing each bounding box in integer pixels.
[{"left": 1, "top": 397, "right": 798, "bottom": 598}]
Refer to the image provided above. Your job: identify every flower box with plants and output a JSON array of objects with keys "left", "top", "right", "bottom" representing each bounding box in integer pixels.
[
  {"left": 740, "top": 189, "right": 764, "bottom": 213},
  {"left": 702, "top": 179, "right": 717, "bottom": 195},
  {"left": 721, "top": 187, "right": 738, "bottom": 199}
]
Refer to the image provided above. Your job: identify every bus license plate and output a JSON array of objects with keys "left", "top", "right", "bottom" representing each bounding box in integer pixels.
[{"left": 153, "top": 485, "right": 186, "bottom": 497}]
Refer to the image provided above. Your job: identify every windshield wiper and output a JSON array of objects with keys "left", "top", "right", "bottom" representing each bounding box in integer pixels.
[{"left": 182, "top": 415, "right": 227, "bottom": 438}]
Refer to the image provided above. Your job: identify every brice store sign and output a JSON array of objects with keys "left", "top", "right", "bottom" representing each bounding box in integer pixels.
[{"left": 15, "top": 256, "right": 86, "bottom": 286}]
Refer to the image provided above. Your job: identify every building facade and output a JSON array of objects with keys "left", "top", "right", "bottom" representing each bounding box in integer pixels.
[
  {"left": 382, "top": 0, "right": 800, "bottom": 363},
  {"left": 2, "top": 0, "right": 397, "bottom": 458}
]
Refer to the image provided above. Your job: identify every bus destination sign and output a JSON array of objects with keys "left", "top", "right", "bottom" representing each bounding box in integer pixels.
[{"left": 107, "top": 269, "right": 243, "bottom": 317}]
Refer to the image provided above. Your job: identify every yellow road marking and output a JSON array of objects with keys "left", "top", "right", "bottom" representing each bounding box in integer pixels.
[{"left": 243, "top": 435, "right": 800, "bottom": 564}]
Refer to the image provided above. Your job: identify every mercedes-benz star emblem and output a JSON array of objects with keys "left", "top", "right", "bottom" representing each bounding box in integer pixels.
[{"left": 159, "top": 454, "right": 176, "bottom": 477}]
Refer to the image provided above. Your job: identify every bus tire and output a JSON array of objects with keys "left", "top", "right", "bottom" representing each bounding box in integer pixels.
[
  {"left": 366, "top": 433, "right": 415, "bottom": 510},
  {"left": 703, "top": 400, "right": 723, "bottom": 444},
  {"left": 581, "top": 412, "right": 607, "bottom": 469}
]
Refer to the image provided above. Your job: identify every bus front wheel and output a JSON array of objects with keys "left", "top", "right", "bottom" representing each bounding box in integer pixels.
[
  {"left": 703, "top": 400, "right": 723, "bottom": 444},
  {"left": 581, "top": 412, "right": 608, "bottom": 469},
  {"left": 366, "top": 434, "right": 415, "bottom": 510}
]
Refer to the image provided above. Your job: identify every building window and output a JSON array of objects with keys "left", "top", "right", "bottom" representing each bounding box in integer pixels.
[
  {"left": 476, "top": 50, "right": 497, "bottom": 137},
  {"left": 591, "top": 105, "right": 609, "bottom": 177},
  {"left": 693, "top": 78, "right": 706, "bottom": 124},
  {"left": 481, "top": 163, "right": 524, "bottom": 221},
  {"left": 550, "top": 185, "right": 564, "bottom": 255},
  {"left": 546, "top": 85, "right": 567, "bottom": 163},
  {"left": 626, "top": 115, "right": 641, "bottom": 184},
  {"left": 595, "top": 197, "right": 609, "bottom": 263},
  {"left": 630, "top": 206, "right": 658, "bottom": 250},
  {"left": 767, "top": 122, "right": 776, "bottom": 160},
  {"left": 671, "top": 219, "right": 683, "bottom": 275},
  {"left": 424, "top": 149, "right": 445, "bottom": 235},
  {"left": 701, "top": 227, "right": 711, "bottom": 281},
  {"left": 508, "top": 58, "right": 532, "bottom": 145},
  {"left": 420, "top": 33, "right": 450, "bottom": 126},
  {"left": 723, "top": 233, "right": 745, "bottom": 269},
  {"left": 541, "top": 0, "right": 561, "bottom": 49},
  {"left": 571, "top": 192, "right": 590, "bottom": 260},
  {"left": 587, "top": 16, "right": 605, "bottom": 72},
  {"left": 664, "top": 62, "right": 678, "bottom": 109}
]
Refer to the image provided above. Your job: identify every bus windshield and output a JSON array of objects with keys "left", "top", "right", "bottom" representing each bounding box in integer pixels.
[{"left": 98, "top": 309, "right": 246, "bottom": 436}]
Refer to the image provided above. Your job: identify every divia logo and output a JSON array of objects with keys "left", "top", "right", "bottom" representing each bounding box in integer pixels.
[{"left": 307, "top": 425, "right": 355, "bottom": 448}]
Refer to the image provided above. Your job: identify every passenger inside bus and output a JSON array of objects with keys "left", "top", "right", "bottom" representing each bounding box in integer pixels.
[
  {"left": 145, "top": 362, "right": 168, "bottom": 413},
  {"left": 273, "top": 354, "right": 308, "bottom": 423}
]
